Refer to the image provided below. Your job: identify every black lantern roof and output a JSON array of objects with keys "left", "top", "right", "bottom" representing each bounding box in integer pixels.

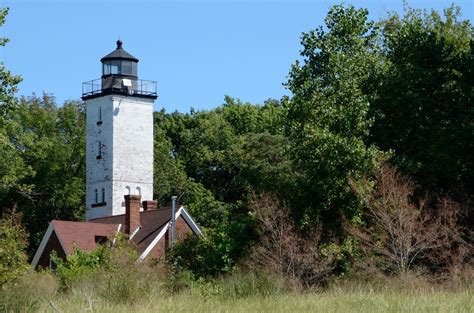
[{"left": 100, "top": 40, "right": 139, "bottom": 63}]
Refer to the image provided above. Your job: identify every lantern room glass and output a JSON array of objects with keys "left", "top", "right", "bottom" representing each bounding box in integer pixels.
[{"left": 102, "top": 60, "right": 137, "bottom": 77}]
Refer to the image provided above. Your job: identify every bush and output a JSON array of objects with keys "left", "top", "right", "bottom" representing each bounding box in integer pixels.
[
  {"left": 51, "top": 245, "right": 110, "bottom": 290},
  {"left": 249, "top": 194, "right": 333, "bottom": 289},
  {"left": 161, "top": 268, "right": 196, "bottom": 294},
  {"left": 50, "top": 233, "right": 159, "bottom": 304},
  {"left": 0, "top": 216, "right": 29, "bottom": 287},
  {"left": 349, "top": 164, "right": 470, "bottom": 275},
  {"left": 169, "top": 211, "right": 255, "bottom": 277}
]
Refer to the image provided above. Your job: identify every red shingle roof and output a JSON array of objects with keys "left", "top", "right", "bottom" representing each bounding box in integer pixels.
[
  {"left": 51, "top": 220, "right": 119, "bottom": 255},
  {"left": 86, "top": 208, "right": 173, "bottom": 254},
  {"left": 32, "top": 207, "right": 199, "bottom": 268}
]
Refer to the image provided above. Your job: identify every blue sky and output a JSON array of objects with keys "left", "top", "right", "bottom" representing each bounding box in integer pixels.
[{"left": 1, "top": 0, "right": 472, "bottom": 113}]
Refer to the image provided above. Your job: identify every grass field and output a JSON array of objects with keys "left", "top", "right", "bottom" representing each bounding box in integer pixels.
[
  {"left": 35, "top": 286, "right": 472, "bottom": 313},
  {"left": 3, "top": 268, "right": 472, "bottom": 312}
]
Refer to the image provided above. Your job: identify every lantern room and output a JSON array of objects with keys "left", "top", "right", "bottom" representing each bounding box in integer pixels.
[
  {"left": 101, "top": 40, "right": 138, "bottom": 78},
  {"left": 81, "top": 40, "right": 157, "bottom": 100}
]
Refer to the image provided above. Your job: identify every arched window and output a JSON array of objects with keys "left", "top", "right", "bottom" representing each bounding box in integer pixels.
[
  {"left": 101, "top": 188, "right": 105, "bottom": 203},
  {"left": 125, "top": 186, "right": 131, "bottom": 195},
  {"left": 94, "top": 189, "right": 98, "bottom": 203},
  {"left": 136, "top": 186, "right": 141, "bottom": 196}
]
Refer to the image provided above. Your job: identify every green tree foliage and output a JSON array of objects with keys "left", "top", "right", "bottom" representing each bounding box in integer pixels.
[
  {"left": 0, "top": 8, "right": 22, "bottom": 116},
  {"left": 170, "top": 213, "right": 256, "bottom": 277},
  {"left": 0, "top": 217, "right": 29, "bottom": 286},
  {"left": 154, "top": 98, "right": 290, "bottom": 276},
  {"left": 163, "top": 97, "right": 290, "bottom": 204},
  {"left": 153, "top": 97, "right": 292, "bottom": 214},
  {"left": 1, "top": 95, "right": 86, "bottom": 251},
  {"left": 285, "top": 5, "right": 382, "bottom": 229},
  {"left": 370, "top": 5, "right": 473, "bottom": 197},
  {"left": 0, "top": 7, "right": 27, "bottom": 199}
]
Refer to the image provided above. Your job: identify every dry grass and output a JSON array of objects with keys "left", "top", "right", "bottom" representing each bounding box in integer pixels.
[
  {"left": 2, "top": 267, "right": 472, "bottom": 313},
  {"left": 35, "top": 286, "right": 472, "bottom": 313}
]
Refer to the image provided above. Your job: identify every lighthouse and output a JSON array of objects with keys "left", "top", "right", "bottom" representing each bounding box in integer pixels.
[{"left": 82, "top": 40, "right": 157, "bottom": 220}]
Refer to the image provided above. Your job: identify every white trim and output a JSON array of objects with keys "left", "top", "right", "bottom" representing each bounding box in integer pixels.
[
  {"left": 136, "top": 205, "right": 202, "bottom": 262},
  {"left": 176, "top": 206, "right": 202, "bottom": 236},
  {"left": 136, "top": 221, "right": 170, "bottom": 263},
  {"left": 129, "top": 225, "right": 141, "bottom": 240},
  {"left": 111, "top": 224, "right": 122, "bottom": 248},
  {"left": 31, "top": 222, "right": 67, "bottom": 268}
]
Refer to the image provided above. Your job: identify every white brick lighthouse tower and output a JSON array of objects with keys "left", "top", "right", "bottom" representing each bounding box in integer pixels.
[{"left": 82, "top": 40, "right": 157, "bottom": 220}]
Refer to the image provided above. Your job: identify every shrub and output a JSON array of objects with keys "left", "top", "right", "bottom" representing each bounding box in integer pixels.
[
  {"left": 0, "top": 216, "right": 29, "bottom": 287},
  {"left": 51, "top": 245, "right": 110, "bottom": 290},
  {"left": 349, "top": 164, "right": 469, "bottom": 275},
  {"left": 169, "top": 212, "right": 255, "bottom": 277},
  {"left": 161, "top": 268, "right": 196, "bottom": 294},
  {"left": 249, "top": 194, "right": 333, "bottom": 289}
]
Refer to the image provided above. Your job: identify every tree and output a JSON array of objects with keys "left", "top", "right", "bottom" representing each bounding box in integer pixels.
[
  {"left": 370, "top": 5, "right": 473, "bottom": 198},
  {"left": 0, "top": 7, "right": 29, "bottom": 204},
  {"left": 154, "top": 100, "right": 290, "bottom": 274},
  {"left": 1, "top": 95, "right": 86, "bottom": 251},
  {"left": 285, "top": 4, "right": 382, "bottom": 230},
  {"left": 0, "top": 8, "right": 22, "bottom": 117}
]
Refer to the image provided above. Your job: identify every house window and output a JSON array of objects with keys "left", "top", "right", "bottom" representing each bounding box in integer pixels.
[
  {"left": 97, "top": 107, "right": 102, "bottom": 125},
  {"left": 96, "top": 141, "right": 102, "bottom": 159},
  {"left": 49, "top": 258, "right": 57, "bottom": 272},
  {"left": 95, "top": 235, "right": 108, "bottom": 245},
  {"left": 101, "top": 188, "right": 105, "bottom": 203}
]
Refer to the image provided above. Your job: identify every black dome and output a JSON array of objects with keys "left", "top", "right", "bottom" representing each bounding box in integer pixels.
[{"left": 100, "top": 40, "right": 139, "bottom": 63}]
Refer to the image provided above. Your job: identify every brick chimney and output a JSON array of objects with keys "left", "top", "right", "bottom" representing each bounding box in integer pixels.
[
  {"left": 124, "top": 195, "right": 141, "bottom": 235},
  {"left": 142, "top": 200, "right": 157, "bottom": 211}
]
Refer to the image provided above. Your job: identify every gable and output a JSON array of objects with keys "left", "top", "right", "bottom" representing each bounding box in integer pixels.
[{"left": 35, "top": 230, "right": 67, "bottom": 269}]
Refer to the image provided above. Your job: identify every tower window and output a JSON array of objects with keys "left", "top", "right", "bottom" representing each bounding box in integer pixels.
[
  {"left": 136, "top": 186, "right": 141, "bottom": 196},
  {"left": 96, "top": 141, "right": 102, "bottom": 159},
  {"left": 97, "top": 107, "right": 102, "bottom": 125},
  {"left": 91, "top": 187, "right": 107, "bottom": 208}
]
